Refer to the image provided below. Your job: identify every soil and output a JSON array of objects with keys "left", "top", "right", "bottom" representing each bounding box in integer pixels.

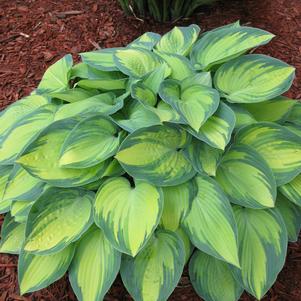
[{"left": 0, "top": 0, "right": 301, "bottom": 300}]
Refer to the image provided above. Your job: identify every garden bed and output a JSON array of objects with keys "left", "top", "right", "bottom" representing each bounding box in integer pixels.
[{"left": 0, "top": 0, "right": 300, "bottom": 300}]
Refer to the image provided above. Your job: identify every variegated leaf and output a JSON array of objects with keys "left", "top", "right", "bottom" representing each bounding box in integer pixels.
[
  {"left": 94, "top": 177, "right": 163, "bottom": 256},
  {"left": 114, "top": 48, "right": 163, "bottom": 78},
  {"left": 276, "top": 192, "right": 301, "bottom": 242},
  {"left": 159, "top": 80, "right": 219, "bottom": 132},
  {"left": 128, "top": 32, "right": 161, "bottom": 50},
  {"left": 50, "top": 88, "right": 97, "bottom": 103},
  {"left": 189, "top": 251, "right": 243, "bottom": 301},
  {"left": 11, "top": 200, "right": 35, "bottom": 223},
  {"left": 176, "top": 227, "right": 194, "bottom": 264},
  {"left": 113, "top": 99, "right": 161, "bottom": 132},
  {"left": 279, "top": 174, "right": 301, "bottom": 207},
  {"left": 0, "top": 95, "right": 49, "bottom": 141},
  {"left": 155, "top": 25, "right": 200, "bottom": 56},
  {"left": 115, "top": 125, "right": 195, "bottom": 186},
  {"left": 77, "top": 78, "right": 127, "bottom": 90},
  {"left": 232, "top": 206, "right": 287, "bottom": 300},
  {"left": 17, "top": 119, "right": 110, "bottom": 187},
  {"left": 80, "top": 48, "right": 122, "bottom": 71},
  {"left": 227, "top": 104, "right": 257, "bottom": 131},
  {"left": 160, "top": 181, "right": 196, "bottom": 231},
  {"left": 235, "top": 122, "right": 301, "bottom": 185},
  {"left": 18, "top": 244, "right": 75, "bottom": 294},
  {"left": 37, "top": 54, "right": 73, "bottom": 94},
  {"left": 24, "top": 187, "right": 93, "bottom": 254},
  {"left": 184, "top": 140, "right": 222, "bottom": 176},
  {"left": 69, "top": 226, "right": 121, "bottom": 301},
  {"left": 183, "top": 175, "right": 240, "bottom": 267},
  {"left": 0, "top": 104, "right": 57, "bottom": 165},
  {"left": 287, "top": 102, "right": 301, "bottom": 126},
  {"left": 0, "top": 165, "right": 14, "bottom": 213},
  {"left": 3, "top": 165, "right": 45, "bottom": 201},
  {"left": 0, "top": 213, "right": 25, "bottom": 254},
  {"left": 185, "top": 102, "right": 236, "bottom": 150},
  {"left": 54, "top": 92, "right": 123, "bottom": 121},
  {"left": 215, "top": 144, "right": 277, "bottom": 209},
  {"left": 59, "top": 115, "right": 121, "bottom": 168},
  {"left": 191, "top": 26, "right": 274, "bottom": 70},
  {"left": 214, "top": 54, "right": 295, "bottom": 103},
  {"left": 242, "top": 96, "right": 296, "bottom": 123},
  {"left": 120, "top": 230, "right": 185, "bottom": 301},
  {"left": 155, "top": 52, "right": 195, "bottom": 81}
]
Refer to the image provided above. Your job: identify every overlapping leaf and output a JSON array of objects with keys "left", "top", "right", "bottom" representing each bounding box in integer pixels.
[
  {"left": 115, "top": 125, "right": 195, "bottom": 186},
  {"left": 94, "top": 177, "right": 163, "bottom": 256}
]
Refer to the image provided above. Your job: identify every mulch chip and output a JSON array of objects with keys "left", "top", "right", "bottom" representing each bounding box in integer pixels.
[{"left": 0, "top": 0, "right": 301, "bottom": 300}]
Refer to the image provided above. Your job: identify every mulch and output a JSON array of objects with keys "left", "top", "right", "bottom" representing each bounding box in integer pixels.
[{"left": 0, "top": 0, "right": 300, "bottom": 300}]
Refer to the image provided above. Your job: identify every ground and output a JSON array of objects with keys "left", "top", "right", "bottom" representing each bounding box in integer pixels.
[{"left": 0, "top": 0, "right": 301, "bottom": 300}]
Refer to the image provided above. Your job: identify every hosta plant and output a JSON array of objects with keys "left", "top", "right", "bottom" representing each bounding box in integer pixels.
[
  {"left": 118, "top": 0, "right": 217, "bottom": 21},
  {"left": 0, "top": 23, "right": 301, "bottom": 301}
]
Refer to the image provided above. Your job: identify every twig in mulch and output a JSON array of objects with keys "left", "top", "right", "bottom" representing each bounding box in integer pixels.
[
  {"left": 55, "top": 10, "right": 85, "bottom": 18},
  {"left": 0, "top": 32, "right": 30, "bottom": 44}
]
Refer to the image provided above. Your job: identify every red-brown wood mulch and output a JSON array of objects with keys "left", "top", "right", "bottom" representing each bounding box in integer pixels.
[{"left": 0, "top": 0, "right": 301, "bottom": 300}]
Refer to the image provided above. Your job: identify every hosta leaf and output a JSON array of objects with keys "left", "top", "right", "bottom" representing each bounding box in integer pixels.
[
  {"left": 54, "top": 92, "right": 123, "bottom": 121},
  {"left": 184, "top": 140, "right": 222, "bottom": 176},
  {"left": 129, "top": 32, "right": 161, "bottom": 50},
  {"left": 189, "top": 251, "right": 243, "bottom": 301},
  {"left": 18, "top": 244, "right": 75, "bottom": 294},
  {"left": 235, "top": 122, "right": 301, "bottom": 185},
  {"left": 0, "top": 165, "right": 14, "bottom": 213},
  {"left": 59, "top": 115, "right": 121, "bottom": 168},
  {"left": 50, "top": 88, "right": 97, "bottom": 103},
  {"left": 114, "top": 48, "right": 163, "bottom": 78},
  {"left": 69, "top": 226, "right": 121, "bottom": 301},
  {"left": 131, "top": 82, "right": 157, "bottom": 107},
  {"left": 11, "top": 200, "right": 34, "bottom": 223},
  {"left": 191, "top": 26, "right": 274, "bottom": 70},
  {"left": 0, "top": 213, "right": 25, "bottom": 254},
  {"left": 3, "top": 165, "right": 45, "bottom": 201},
  {"left": 71, "top": 62, "right": 124, "bottom": 80},
  {"left": 181, "top": 72, "right": 212, "bottom": 88},
  {"left": 214, "top": 54, "right": 295, "bottom": 103},
  {"left": 159, "top": 80, "right": 219, "bottom": 132},
  {"left": 141, "top": 64, "right": 169, "bottom": 93},
  {"left": 37, "top": 54, "right": 73, "bottom": 94},
  {"left": 120, "top": 229, "right": 185, "bottom": 301},
  {"left": 115, "top": 125, "right": 195, "bottom": 186},
  {"left": 216, "top": 144, "right": 277, "bottom": 209},
  {"left": 0, "top": 104, "right": 57, "bottom": 165},
  {"left": 0, "top": 95, "right": 49, "bottom": 141},
  {"left": 279, "top": 174, "right": 301, "bottom": 206},
  {"left": 24, "top": 187, "right": 93, "bottom": 254},
  {"left": 185, "top": 102, "right": 236, "bottom": 150},
  {"left": 176, "top": 227, "right": 193, "bottom": 263},
  {"left": 94, "top": 177, "right": 163, "bottom": 256},
  {"left": 155, "top": 52, "right": 195, "bottom": 81},
  {"left": 18, "top": 119, "right": 111, "bottom": 187},
  {"left": 160, "top": 181, "right": 196, "bottom": 231},
  {"left": 276, "top": 193, "right": 301, "bottom": 242},
  {"left": 102, "top": 159, "right": 125, "bottom": 177},
  {"left": 232, "top": 206, "right": 288, "bottom": 299},
  {"left": 228, "top": 104, "right": 257, "bottom": 131},
  {"left": 155, "top": 25, "right": 200, "bottom": 56},
  {"left": 242, "top": 96, "right": 296, "bottom": 123},
  {"left": 287, "top": 102, "right": 301, "bottom": 126},
  {"left": 113, "top": 99, "right": 161, "bottom": 132},
  {"left": 77, "top": 78, "right": 127, "bottom": 91},
  {"left": 284, "top": 123, "right": 301, "bottom": 138},
  {"left": 80, "top": 48, "right": 122, "bottom": 71},
  {"left": 183, "top": 175, "right": 240, "bottom": 267}
]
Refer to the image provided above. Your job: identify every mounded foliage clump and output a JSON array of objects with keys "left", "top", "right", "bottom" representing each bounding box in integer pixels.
[{"left": 0, "top": 23, "right": 301, "bottom": 301}]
